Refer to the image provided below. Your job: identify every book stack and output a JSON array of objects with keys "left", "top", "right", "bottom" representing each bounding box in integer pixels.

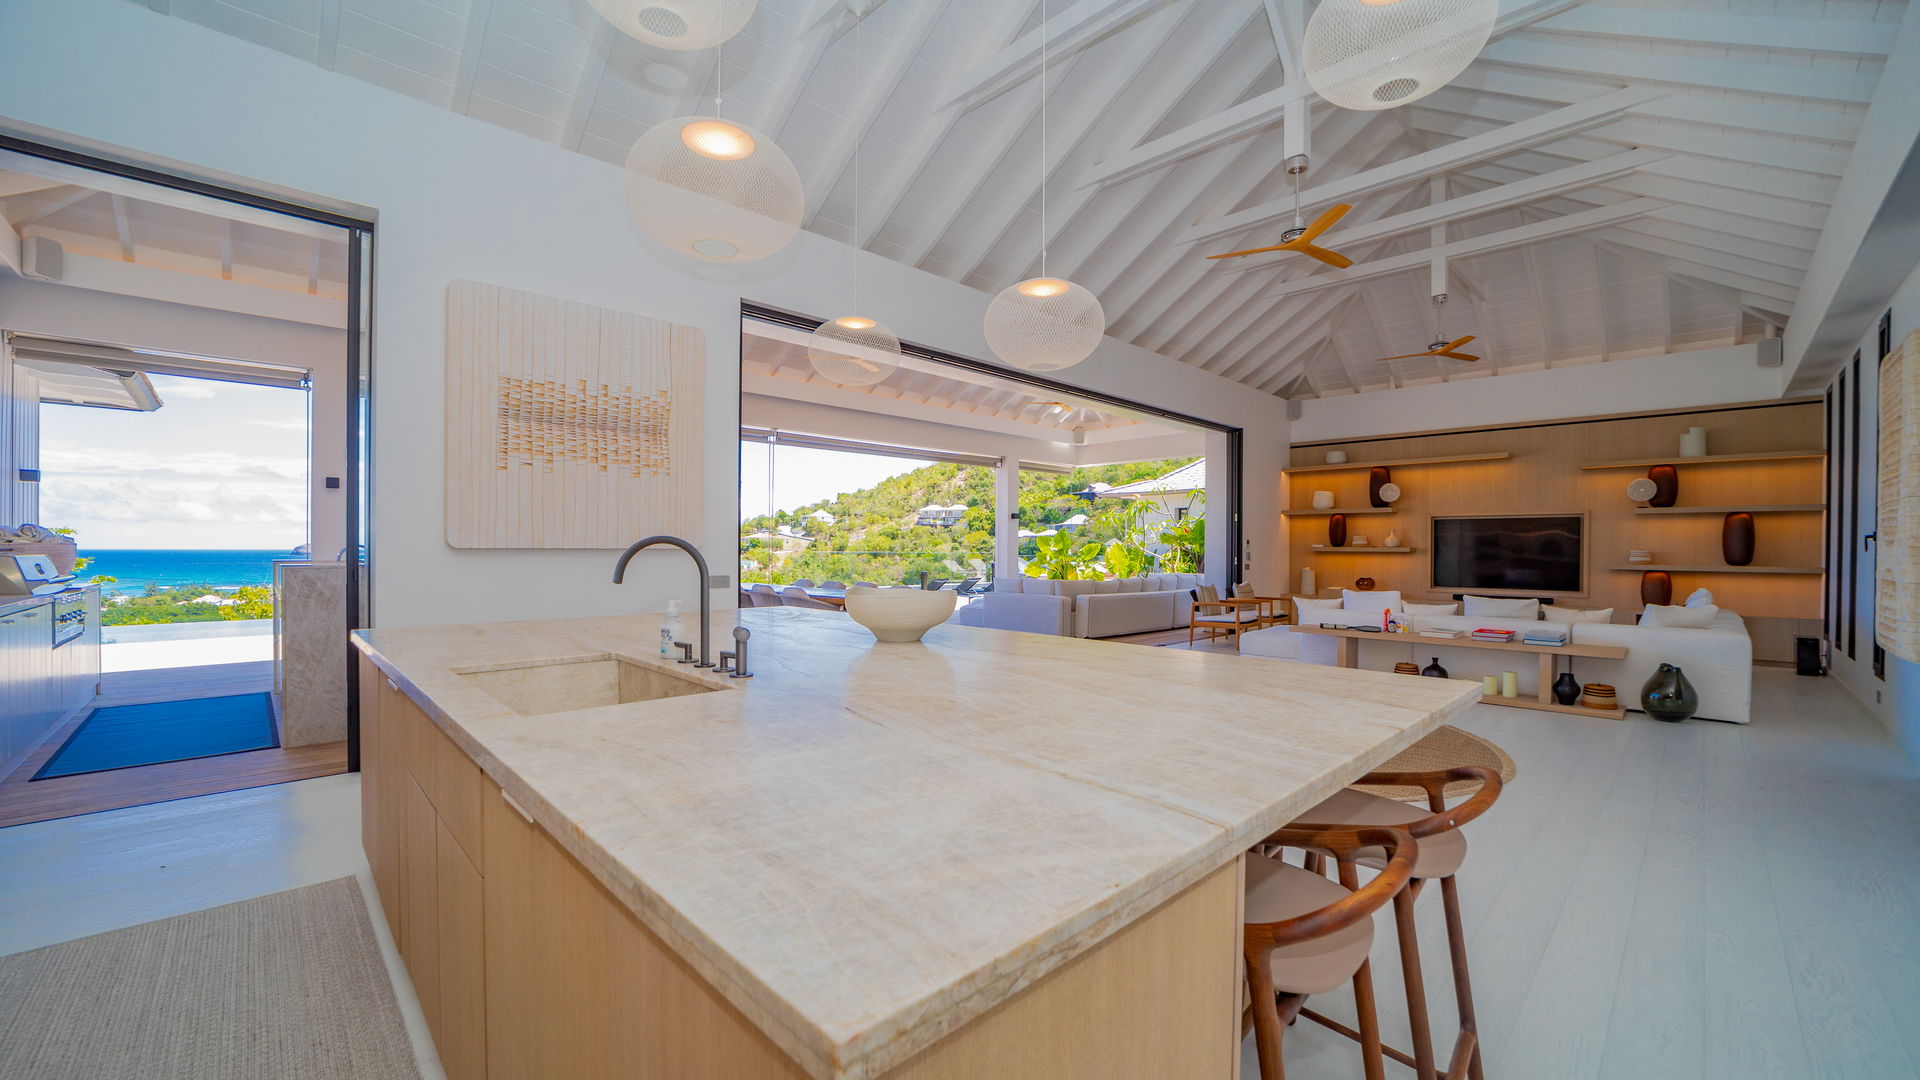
[
  {"left": 1522, "top": 627, "right": 1569, "bottom": 647},
  {"left": 1470, "top": 628, "right": 1517, "bottom": 643},
  {"left": 1419, "top": 627, "right": 1465, "bottom": 639}
]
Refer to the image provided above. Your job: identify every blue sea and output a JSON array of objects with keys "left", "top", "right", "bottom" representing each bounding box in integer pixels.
[{"left": 78, "top": 549, "right": 303, "bottom": 596}]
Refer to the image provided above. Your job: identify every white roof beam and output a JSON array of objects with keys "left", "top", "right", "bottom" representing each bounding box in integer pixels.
[
  {"left": 938, "top": 0, "right": 1171, "bottom": 112},
  {"left": 217, "top": 219, "right": 233, "bottom": 281},
  {"left": 0, "top": 206, "right": 19, "bottom": 275},
  {"left": 1476, "top": 39, "right": 1877, "bottom": 105},
  {"left": 1180, "top": 87, "right": 1662, "bottom": 248},
  {"left": 1256, "top": 196, "right": 1667, "bottom": 301},
  {"left": 1534, "top": 8, "right": 1895, "bottom": 57},
  {"left": 110, "top": 194, "right": 135, "bottom": 261},
  {"left": 449, "top": 0, "right": 496, "bottom": 113},
  {"left": 756, "top": 0, "right": 848, "bottom": 136},
  {"left": 316, "top": 0, "right": 342, "bottom": 69},
  {"left": 560, "top": 24, "right": 614, "bottom": 151},
  {"left": 1262, "top": 0, "right": 1304, "bottom": 76},
  {"left": 1595, "top": 239, "right": 1791, "bottom": 325}
]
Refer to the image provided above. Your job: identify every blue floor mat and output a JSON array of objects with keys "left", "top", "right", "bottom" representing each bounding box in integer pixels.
[{"left": 33, "top": 693, "right": 279, "bottom": 780}]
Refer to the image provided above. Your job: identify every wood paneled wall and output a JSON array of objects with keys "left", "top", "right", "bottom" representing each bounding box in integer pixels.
[{"left": 1285, "top": 401, "right": 1825, "bottom": 619}]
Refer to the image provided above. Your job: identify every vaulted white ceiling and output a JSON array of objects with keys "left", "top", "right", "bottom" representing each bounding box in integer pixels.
[{"left": 137, "top": 0, "right": 1910, "bottom": 398}]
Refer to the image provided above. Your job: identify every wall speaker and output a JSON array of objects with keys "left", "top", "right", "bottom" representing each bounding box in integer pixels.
[
  {"left": 1756, "top": 338, "right": 1783, "bottom": 367},
  {"left": 21, "top": 235, "right": 63, "bottom": 282}
]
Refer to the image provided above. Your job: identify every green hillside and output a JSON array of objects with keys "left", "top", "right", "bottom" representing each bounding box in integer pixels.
[{"left": 740, "top": 457, "right": 1200, "bottom": 586}]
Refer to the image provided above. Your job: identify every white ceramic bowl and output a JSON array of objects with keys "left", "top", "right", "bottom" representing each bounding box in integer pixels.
[{"left": 842, "top": 586, "right": 957, "bottom": 642}]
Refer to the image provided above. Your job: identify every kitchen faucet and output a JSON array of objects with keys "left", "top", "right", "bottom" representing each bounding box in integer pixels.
[{"left": 613, "top": 535, "right": 713, "bottom": 668}]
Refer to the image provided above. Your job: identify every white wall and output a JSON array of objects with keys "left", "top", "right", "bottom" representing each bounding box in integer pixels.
[
  {"left": 0, "top": 0, "right": 1292, "bottom": 627},
  {"left": 1827, "top": 258, "right": 1920, "bottom": 761},
  {"left": 0, "top": 278, "right": 349, "bottom": 556},
  {"left": 1291, "top": 343, "right": 1786, "bottom": 443}
]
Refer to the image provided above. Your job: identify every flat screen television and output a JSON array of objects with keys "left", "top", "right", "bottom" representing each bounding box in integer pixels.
[{"left": 1431, "top": 514, "right": 1585, "bottom": 595}]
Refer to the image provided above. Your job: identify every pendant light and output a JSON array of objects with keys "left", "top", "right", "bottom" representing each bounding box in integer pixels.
[
  {"left": 982, "top": 0, "right": 1105, "bottom": 372},
  {"left": 587, "top": 0, "right": 757, "bottom": 52},
  {"left": 809, "top": 11, "right": 899, "bottom": 387},
  {"left": 1303, "top": 0, "right": 1499, "bottom": 112},
  {"left": 623, "top": 21, "right": 802, "bottom": 263}
]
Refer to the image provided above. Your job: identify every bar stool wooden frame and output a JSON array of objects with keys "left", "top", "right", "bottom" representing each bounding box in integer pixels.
[
  {"left": 1296, "top": 765, "right": 1504, "bottom": 1080},
  {"left": 1244, "top": 825, "right": 1419, "bottom": 1080}
]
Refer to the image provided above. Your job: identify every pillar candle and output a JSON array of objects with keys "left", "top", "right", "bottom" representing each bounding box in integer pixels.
[
  {"left": 1501, "top": 670, "right": 1519, "bottom": 698},
  {"left": 1482, "top": 675, "right": 1499, "bottom": 696}
]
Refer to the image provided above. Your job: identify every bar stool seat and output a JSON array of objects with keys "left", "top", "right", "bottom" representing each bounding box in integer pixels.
[
  {"left": 1298, "top": 787, "right": 1470, "bottom": 879},
  {"left": 1245, "top": 856, "right": 1375, "bottom": 996}
]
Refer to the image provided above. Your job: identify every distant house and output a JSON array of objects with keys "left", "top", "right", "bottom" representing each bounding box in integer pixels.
[
  {"left": 916, "top": 503, "right": 968, "bottom": 527},
  {"left": 807, "top": 509, "right": 837, "bottom": 526},
  {"left": 1057, "top": 513, "right": 1090, "bottom": 531},
  {"left": 1095, "top": 459, "right": 1205, "bottom": 535}
]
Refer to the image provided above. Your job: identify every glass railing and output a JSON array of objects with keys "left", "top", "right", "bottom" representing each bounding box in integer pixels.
[{"left": 737, "top": 550, "right": 993, "bottom": 590}]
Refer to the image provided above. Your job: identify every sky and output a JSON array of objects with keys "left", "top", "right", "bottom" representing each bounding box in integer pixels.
[
  {"left": 739, "top": 442, "right": 932, "bottom": 521},
  {"left": 37, "top": 373, "right": 309, "bottom": 551}
]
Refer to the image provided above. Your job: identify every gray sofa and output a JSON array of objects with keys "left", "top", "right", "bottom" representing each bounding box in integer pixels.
[{"left": 964, "top": 573, "right": 1206, "bottom": 638}]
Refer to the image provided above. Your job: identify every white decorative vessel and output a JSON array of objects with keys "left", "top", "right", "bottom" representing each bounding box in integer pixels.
[
  {"left": 843, "top": 586, "right": 957, "bottom": 642},
  {"left": 1311, "top": 490, "right": 1336, "bottom": 510}
]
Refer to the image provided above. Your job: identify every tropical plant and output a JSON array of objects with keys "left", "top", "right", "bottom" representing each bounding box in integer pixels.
[
  {"left": 1024, "top": 530, "right": 1104, "bottom": 580},
  {"left": 220, "top": 585, "right": 275, "bottom": 620},
  {"left": 1159, "top": 515, "right": 1206, "bottom": 573}
]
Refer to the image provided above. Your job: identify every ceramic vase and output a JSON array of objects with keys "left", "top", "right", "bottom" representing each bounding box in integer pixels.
[
  {"left": 1679, "top": 426, "right": 1707, "bottom": 458},
  {"left": 1721, "top": 511, "right": 1755, "bottom": 566},
  {"left": 1640, "top": 570, "right": 1673, "bottom": 606},
  {"left": 1325, "top": 450, "right": 1348, "bottom": 464},
  {"left": 1368, "top": 467, "right": 1392, "bottom": 508},
  {"left": 1311, "top": 490, "right": 1335, "bottom": 510},
  {"left": 1640, "top": 663, "right": 1699, "bottom": 722},
  {"left": 1328, "top": 514, "right": 1347, "bottom": 548},
  {"left": 1647, "top": 464, "right": 1679, "bottom": 507},
  {"left": 1420, "top": 657, "right": 1448, "bottom": 678},
  {"left": 1384, "top": 529, "right": 1401, "bottom": 548},
  {"left": 1552, "top": 671, "right": 1580, "bottom": 705},
  {"left": 1300, "top": 566, "right": 1317, "bottom": 596}
]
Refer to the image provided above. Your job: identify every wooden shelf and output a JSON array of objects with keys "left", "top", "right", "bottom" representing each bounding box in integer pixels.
[
  {"left": 1309, "top": 546, "right": 1413, "bottom": 553},
  {"left": 1286, "top": 507, "right": 1396, "bottom": 516},
  {"left": 1483, "top": 694, "right": 1625, "bottom": 721},
  {"left": 1633, "top": 504, "right": 1825, "bottom": 515},
  {"left": 1606, "top": 564, "right": 1824, "bottom": 575},
  {"left": 1284, "top": 451, "right": 1511, "bottom": 475},
  {"left": 1579, "top": 450, "right": 1825, "bottom": 470}
]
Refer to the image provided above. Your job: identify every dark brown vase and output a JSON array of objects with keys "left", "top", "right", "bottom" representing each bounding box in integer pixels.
[
  {"left": 1369, "top": 466, "right": 1392, "bottom": 508},
  {"left": 1640, "top": 570, "right": 1673, "bottom": 606},
  {"left": 1328, "top": 513, "right": 1348, "bottom": 548},
  {"left": 1722, "top": 511, "right": 1755, "bottom": 566},
  {"left": 1647, "top": 464, "right": 1679, "bottom": 507}
]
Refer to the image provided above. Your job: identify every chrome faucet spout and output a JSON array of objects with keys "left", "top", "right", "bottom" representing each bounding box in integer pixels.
[{"left": 613, "top": 535, "right": 713, "bottom": 668}]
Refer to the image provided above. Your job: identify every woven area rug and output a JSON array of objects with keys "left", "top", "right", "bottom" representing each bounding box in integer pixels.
[{"left": 0, "top": 877, "right": 421, "bottom": 1080}]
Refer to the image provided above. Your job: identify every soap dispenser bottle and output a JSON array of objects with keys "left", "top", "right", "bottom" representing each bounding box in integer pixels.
[{"left": 661, "top": 600, "right": 683, "bottom": 657}]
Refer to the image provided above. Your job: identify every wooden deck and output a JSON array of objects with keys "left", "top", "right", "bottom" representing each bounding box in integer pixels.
[{"left": 0, "top": 661, "right": 348, "bottom": 829}]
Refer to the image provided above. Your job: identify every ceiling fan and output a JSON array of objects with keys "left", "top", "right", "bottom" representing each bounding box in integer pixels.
[
  {"left": 1373, "top": 295, "right": 1479, "bottom": 362},
  {"left": 1204, "top": 155, "right": 1353, "bottom": 268}
]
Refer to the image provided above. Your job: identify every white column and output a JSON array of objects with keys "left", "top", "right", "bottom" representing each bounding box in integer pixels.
[{"left": 994, "top": 449, "right": 1021, "bottom": 583}]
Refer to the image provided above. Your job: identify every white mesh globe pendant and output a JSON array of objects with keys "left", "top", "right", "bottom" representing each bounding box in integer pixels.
[
  {"left": 586, "top": 0, "right": 756, "bottom": 51},
  {"left": 1304, "top": 0, "right": 1499, "bottom": 111},
  {"left": 984, "top": 278, "right": 1106, "bottom": 372},
  {"left": 807, "top": 316, "right": 899, "bottom": 387},
  {"left": 624, "top": 115, "right": 802, "bottom": 263}
]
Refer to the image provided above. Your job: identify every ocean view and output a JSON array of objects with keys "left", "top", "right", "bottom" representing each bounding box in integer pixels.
[{"left": 80, "top": 549, "right": 303, "bottom": 596}]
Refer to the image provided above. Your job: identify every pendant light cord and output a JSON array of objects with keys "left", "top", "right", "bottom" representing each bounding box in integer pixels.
[
  {"left": 1040, "top": 0, "right": 1048, "bottom": 278},
  {"left": 854, "top": 11, "right": 861, "bottom": 309}
]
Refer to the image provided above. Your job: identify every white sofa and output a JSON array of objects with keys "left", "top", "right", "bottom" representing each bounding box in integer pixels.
[
  {"left": 1241, "top": 607, "right": 1754, "bottom": 723},
  {"left": 949, "top": 591, "right": 1073, "bottom": 636},
  {"left": 968, "top": 574, "right": 1207, "bottom": 638}
]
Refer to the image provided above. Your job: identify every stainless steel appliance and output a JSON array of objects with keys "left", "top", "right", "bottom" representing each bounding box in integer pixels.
[
  {"left": 0, "top": 553, "right": 74, "bottom": 597},
  {"left": 52, "top": 589, "right": 86, "bottom": 648}
]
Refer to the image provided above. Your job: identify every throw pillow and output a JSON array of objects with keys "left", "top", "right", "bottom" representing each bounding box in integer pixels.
[
  {"left": 1403, "top": 602, "right": 1460, "bottom": 616},
  {"left": 1343, "top": 589, "right": 1403, "bottom": 613},
  {"left": 1639, "top": 603, "right": 1720, "bottom": 629},
  {"left": 1542, "top": 606, "right": 1614, "bottom": 625},
  {"left": 1234, "top": 581, "right": 1256, "bottom": 599},
  {"left": 1294, "top": 596, "right": 1345, "bottom": 624},
  {"left": 1684, "top": 587, "right": 1715, "bottom": 608},
  {"left": 1464, "top": 595, "right": 1541, "bottom": 619}
]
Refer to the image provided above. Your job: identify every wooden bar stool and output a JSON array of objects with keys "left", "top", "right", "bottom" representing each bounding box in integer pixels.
[
  {"left": 1244, "top": 825, "right": 1419, "bottom": 1080},
  {"left": 1292, "top": 765, "right": 1504, "bottom": 1080}
]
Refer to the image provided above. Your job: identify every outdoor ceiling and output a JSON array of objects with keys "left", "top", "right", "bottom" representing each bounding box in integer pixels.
[{"left": 138, "top": 0, "right": 1908, "bottom": 397}]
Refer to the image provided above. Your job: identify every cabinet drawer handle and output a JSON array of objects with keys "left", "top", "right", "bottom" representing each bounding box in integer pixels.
[
  {"left": 500, "top": 789, "right": 534, "bottom": 824},
  {"left": 384, "top": 677, "right": 397, "bottom": 692}
]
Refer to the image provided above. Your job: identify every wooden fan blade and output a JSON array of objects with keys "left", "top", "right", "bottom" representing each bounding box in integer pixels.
[
  {"left": 1440, "top": 335, "right": 1477, "bottom": 351},
  {"left": 1296, "top": 203, "right": 1352, "bottom": 242},
  {"left": 1292, "top": 243, "right": 1353, "bottom": 269},
  {"left": 1374, "top": 349, "right": 1441, "bottom": 362},
  {"left": 1203, "top": 241, "right": 1290, "bottom": 260},
  {"left": 1437, "top": 351, "right": 1480, "bottom": 362}
]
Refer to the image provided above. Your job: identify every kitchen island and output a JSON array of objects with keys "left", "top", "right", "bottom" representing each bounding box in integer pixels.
[{"left": 352, "top": 607, "right": 1478, "bottom": 1080}]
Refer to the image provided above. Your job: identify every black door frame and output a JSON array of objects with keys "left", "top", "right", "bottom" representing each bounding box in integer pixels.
[{"left": 0, "top": 134, "right": 377, "bottom": 770}]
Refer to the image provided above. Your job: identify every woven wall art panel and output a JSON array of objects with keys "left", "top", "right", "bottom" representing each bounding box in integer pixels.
[
  {"left": 1880, "top": 326, "right": 1919, "bottom": 662},
  {"left": 446, "top": 279, "right": 704, "bottom": 548}
]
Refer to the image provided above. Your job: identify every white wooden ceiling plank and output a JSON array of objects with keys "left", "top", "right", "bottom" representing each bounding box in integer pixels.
[
  {"left": 938, "top": 0, "right": 1171, "bottom": 112},
  {"left": 756, "top": 0, "right": 848, "bottom": 137},
  {"left": 559, "top": 23, "right": 613, "bottom": 151},
  {"left": 1477, "top": 38, "right": 1877, "bottom": 104},
  {"left": 1535, "top": 7, "right": 1895, "bottom": 57},
  {"left": 449, "top": 0, "right": 496, "bottom": 112}
]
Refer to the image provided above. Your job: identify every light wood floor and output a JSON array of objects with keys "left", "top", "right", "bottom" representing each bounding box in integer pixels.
[
  {"left": 0, "top": 668, "right": 1912, "bottom": 1078},
  {"left": 0, "top": 661, "right": 347, "bottom": 828}
]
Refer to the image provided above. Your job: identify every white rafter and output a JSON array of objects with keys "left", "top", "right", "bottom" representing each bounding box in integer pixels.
[
  {"left": 1534, "top": 8, "right": 1895, "bottom": 57},
  {"left": 938, "top": 0, "right": 1172, "bottom": 112}
]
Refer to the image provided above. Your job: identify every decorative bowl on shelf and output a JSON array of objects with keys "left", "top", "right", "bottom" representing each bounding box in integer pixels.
[{"left": 843, "top": 586, "right": 957, "bottom": 642}]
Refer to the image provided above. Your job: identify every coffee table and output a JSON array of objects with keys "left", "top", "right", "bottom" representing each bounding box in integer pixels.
[{"left": 1290, "top": 625, "right": 1629, "bottom": 720}]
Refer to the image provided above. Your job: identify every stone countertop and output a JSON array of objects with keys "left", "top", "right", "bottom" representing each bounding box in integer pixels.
[{"left": 352, "top": 608, "right": 1479, "bottom": 1079}]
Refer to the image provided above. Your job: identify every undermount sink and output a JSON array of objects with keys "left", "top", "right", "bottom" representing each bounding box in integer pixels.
[{"left": 458, "top": 656, "right": 720, "bottom": 716}]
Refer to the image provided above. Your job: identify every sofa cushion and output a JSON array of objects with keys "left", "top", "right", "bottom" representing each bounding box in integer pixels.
[
  {"left": 1094, "top": 578, "right": 1120, "bottom": 594},
  {"left": 993, "top": 577, "right": 1024, "bottom": 594},
  {"left": 1294, "top": 596, "right": 1346, "bottom": 624},
  {"left": 1055, "top": 580, "right": 1100, "bottom": 601},
  {"left": 1116, "top": 577, "right": 1146, "bottom": 593},
  {"left": 1145, "top": 573, "right": 1173, "bottom": 591},
  {"left": 1464, "top": 595, "right": 1540, "bottom": 619},
  {"left": 1343, "top": 589, "right": 1402, "bottom": 613},
  {"left": 1640, "top": 602, "right": 1719, "bottom": 629},
  {"left": 1404, "top": 602, "right": 1459, "bottom": 616},
  {"left": 1075, "top": 591, "right": 1177, "bottom": 637},
  {"left": 1543, "top": 606, "right": 1613, "bottom": 625}
]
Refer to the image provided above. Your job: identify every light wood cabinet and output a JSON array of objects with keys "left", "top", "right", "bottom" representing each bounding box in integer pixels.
[{"left": 361, "top": 654, "right": 1238, "bottom": 1080}]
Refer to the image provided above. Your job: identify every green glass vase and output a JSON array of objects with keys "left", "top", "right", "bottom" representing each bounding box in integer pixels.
[{"left": 1640, "top": 663, "right": 1698, "bottom": 722}]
